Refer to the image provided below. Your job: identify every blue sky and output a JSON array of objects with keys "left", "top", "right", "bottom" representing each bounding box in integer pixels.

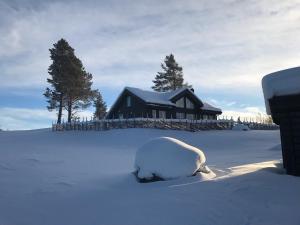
[{"left": 1, "top": 0, "right": 300, "bottom": 130}]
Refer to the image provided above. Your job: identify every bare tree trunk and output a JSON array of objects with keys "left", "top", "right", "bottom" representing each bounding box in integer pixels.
[
  {"left": 57, "top": 94, "right": 63, "bottom": 124},
  {"left": 67, "top": 98, "right": 72, "bottom": 123}
]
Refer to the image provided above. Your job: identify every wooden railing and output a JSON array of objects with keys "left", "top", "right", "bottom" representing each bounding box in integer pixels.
[{"left": 52, "top": 118, "right": 279, "bottom": 132}]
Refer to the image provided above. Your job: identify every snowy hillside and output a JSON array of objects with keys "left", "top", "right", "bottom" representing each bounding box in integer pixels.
[{"left": 0, "top": 129, "right": 299, "bottom": 225}]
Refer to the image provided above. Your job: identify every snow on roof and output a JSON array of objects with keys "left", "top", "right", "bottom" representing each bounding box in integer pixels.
[
  {"left": 262, "top": 67, "right": 300, "bottom": 114},
  {"left": 125, "top": 87, "right": 177, "bottom": 106},
  {"left": 202, "top": 102, "right": 222, "bottom": 112},
  {"left": 125, "top": 87, "right": 221, "bottom": 112},
  {"left": 107, "top": 87, "right": 222, "bottom": 118}
]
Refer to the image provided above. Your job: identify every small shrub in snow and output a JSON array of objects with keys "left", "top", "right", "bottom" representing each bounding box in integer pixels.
[
  {"left": 134, "top": 137, "right": 213, "bottom": 182},
  {"left": 232, "top": 123, "right": 250, "bottom": 131}
]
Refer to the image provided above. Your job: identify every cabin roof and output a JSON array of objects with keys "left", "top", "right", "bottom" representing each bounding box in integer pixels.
[
  {"left": 125, "top": 87, "right": 186, "bottom": 106},
  {"left": 125, "top": 87, "right": 221, "bottom": 112},
  {"left": 202, "top": 102, "right": 221, "bottom": 112}
]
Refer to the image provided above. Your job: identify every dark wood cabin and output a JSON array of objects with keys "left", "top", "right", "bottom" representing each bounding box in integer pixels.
[{"left": 106, "top": 87, "right": 222, "bottom": 120}]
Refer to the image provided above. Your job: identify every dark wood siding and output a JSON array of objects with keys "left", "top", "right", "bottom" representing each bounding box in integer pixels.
[
  {"left": 269, "top": 94, "right": 300, "bottom": 176},
  {"left": 171, "top": 92, "right": 204, "bottom": 119},
  {"left": 107, "top": 90, "right": 147, "bottom": 119}
]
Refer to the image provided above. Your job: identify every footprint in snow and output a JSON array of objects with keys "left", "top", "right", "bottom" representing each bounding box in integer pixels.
[
  {"left": 0, "top": 163, "right": 15, "bottom": 171},
  {"left": 55, "top": 181, "right": 74, "bottom": 187},
  {"left": 26, "top": 158, "right": 40, "bottom": 163}
]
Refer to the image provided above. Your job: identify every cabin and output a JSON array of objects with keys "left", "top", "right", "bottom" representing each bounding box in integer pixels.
[{"left": 106, "top": 87, "right": 222, "bottom": 120}]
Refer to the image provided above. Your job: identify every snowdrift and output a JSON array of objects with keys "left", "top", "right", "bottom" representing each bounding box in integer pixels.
[
  {"left": 232, "top": 123, "right": 250, "bottom": 131},
  {"left": 134, "top": 137, "right": 213, "bottom": 181}
]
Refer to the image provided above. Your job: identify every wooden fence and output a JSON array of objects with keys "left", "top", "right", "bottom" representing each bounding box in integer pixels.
[{"left": 52, "top": 118, "right": 279, "bottom": 132}]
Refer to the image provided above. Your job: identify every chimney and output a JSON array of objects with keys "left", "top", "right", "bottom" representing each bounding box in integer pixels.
[{"left": 190, "top": 88, "right": 194, "bottom": 93}]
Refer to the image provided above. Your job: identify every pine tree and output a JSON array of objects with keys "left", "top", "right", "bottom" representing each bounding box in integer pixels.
[
  {"left": 152, "top": 67, "right": 169, "bottom": 92},
  {"left": 152, "top": 54, "right": 192, "bottom": 92},
  {"left": 44, "top": 38, "right": 95, "bottom": 123},
  {"left": 93, "top": 90, "right": 107, "bottom": 120},
  {"left": 44, "top": 39, "right": 73, "bottom": 124},
  {"left": 64, "top": 69, "right": 95, "bottom": 123}
]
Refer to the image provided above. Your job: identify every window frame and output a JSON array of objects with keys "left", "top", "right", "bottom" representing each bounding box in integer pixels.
[
  {"left": 175, "top": 97, "right": 185, "bottom": 108},
  {"left": 159, "top": 110, "right": 166, "bottom": 119},
  {"left": 152, "top": 109, "right": 157, "bottom": 118},
  {"left": 186, "top": 113, "right": 195, "bottom": 120},
  {"left": 186, "top": 98, "right": 194, "bottom": 109},
  {"left": 126, "top": 95, "right": 131, "bottom": 107},
  {"left": 176, "top": 112, "right": 185, "bottom": 119}
]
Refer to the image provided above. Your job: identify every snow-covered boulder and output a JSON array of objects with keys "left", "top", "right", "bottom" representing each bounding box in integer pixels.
[
  {"left": 232, "top": 123, "right": 250, "bottom": 131},
  {"left": 262, "top": 67, "right": 300, "bottom": 114},
  {"left": 134, "top": 137, "right": 213, "bottom": 181}
]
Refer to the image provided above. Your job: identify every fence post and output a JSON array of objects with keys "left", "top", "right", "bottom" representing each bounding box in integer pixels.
[{"left": 186, "top": 119, "right": 188, "bottom": 131}]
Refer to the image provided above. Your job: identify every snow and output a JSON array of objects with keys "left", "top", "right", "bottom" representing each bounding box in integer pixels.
[
  {"left": 126, "top": 86, "right": 177, "bottom": 106},
  {"left": 125, "top": 87, "right": 220, "bottom": 111},
  {"left": 135, "top": 137, "right": 213, "bottom": 180},
  {"left": 262, "top": 66, "right": 300, "bottom": 114},
  {"left": 0, "top": 128, "right": 299, "bottom": 225},
  {"left": 202, "top": 102, "right": 222, "bottom": 112},
  {"left": 232, "top": 123, "right": 250, "bottom": 131}
]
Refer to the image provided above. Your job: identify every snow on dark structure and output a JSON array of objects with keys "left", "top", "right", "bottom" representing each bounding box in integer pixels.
[
  {"left": 106, "top": 87, "right": 222, "bottom": 120},
  {"left": 262, "top": 67, "right": 300, "bottom": 176}
]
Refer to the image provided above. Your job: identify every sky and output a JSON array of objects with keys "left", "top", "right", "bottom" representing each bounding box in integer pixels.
[{"left": 0, "top": 0, "right": 300, "bottom": 130}]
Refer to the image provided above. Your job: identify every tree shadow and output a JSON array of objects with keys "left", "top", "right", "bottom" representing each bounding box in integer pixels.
[{"left": 268, "top": 144, "right": 282, "bottom": 151}]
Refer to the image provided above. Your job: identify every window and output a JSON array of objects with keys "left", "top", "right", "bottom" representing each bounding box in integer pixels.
[
  {"left": 126, "top": 96, "right": 131, "bottom": 107},
  {"left": 203, "top": 115, "right": 208, "bottom": 120},
  {"left": 119, "top": 113, "right": 123, "bottom": 119},
  {"left": 159, "top": 110, "right": 166, "bottom": 119},
  {"left": 176, "top": 112, "right": 185, "bottom": 119},
  {"left": 186, "top": 98, "right": 194, "bottom": 109},
  {"left": 152, "top": 110, "right": 157, "bottom": 118},
  {"left": 175, "top": 98, "right": 184, "bottom": 108},
  {"left": 186, "top": 114, "right": 195, "bottom": 120},
  {"left": 208, "top": 115, "right": 215, "bottom": 120}
]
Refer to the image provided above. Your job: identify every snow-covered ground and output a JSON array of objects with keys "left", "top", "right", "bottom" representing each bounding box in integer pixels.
[{"left": 0, "top": 128, "right": 299, "bottom": 225}]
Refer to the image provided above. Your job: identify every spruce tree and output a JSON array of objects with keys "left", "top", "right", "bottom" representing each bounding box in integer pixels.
[
  {"left": 152, "top": 54, "right": 192, "bottom": 92},
  {"left": 93, "top": 90, "right": 107, "bottom": 120},
  {"left": 44, "top": 38, "right": 95, "bottom": 123}
]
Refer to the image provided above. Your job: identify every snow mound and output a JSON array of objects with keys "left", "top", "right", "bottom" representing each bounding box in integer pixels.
[
  {"left": 232, "top": 123, "right": 250, "bottom": 131},
  {"left": 262, "top": 67, "right": 300, "bottom": 114},
  {"left": 134, "top": 137, "right": 213, "bottom": 181}
]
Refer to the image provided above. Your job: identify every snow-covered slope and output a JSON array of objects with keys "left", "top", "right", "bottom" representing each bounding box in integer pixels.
[{"left": 0, "top": 129, "right": 299, "bottom": 225}]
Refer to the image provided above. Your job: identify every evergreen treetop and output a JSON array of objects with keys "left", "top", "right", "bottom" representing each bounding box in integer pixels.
[
  {"left": 152, "top": 54, "right": 192, "bottom": 92},
  {"left": 93, "top": 90, "right": 107, "bottom": 120}
]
